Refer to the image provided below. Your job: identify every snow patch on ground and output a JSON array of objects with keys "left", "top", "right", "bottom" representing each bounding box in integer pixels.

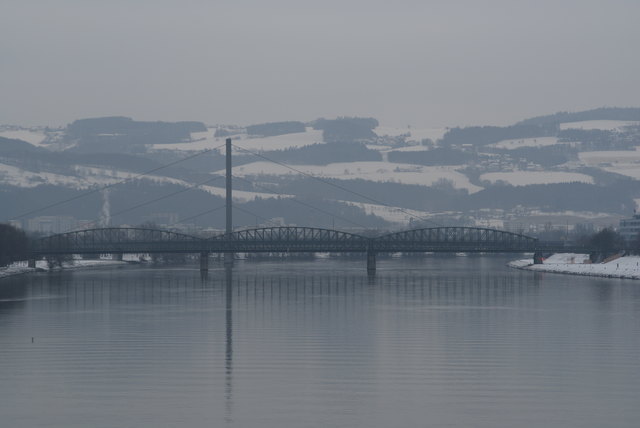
[
  {"left": 218, "top": 161, "right": 483, "bottom": 194},
  {"left": 0, "top": 130, "right": 48, "bottom": 146},
  {"left": 341, "top": 201, "right": 431, "bottom": 225},
  {"left": 0, "top": 163, "right": 90, "bottom": 188},
  {"left": 578, "top": 147, "right": 640, "bottom": 165},
  {"left": 509, "top": 254, "right": 640, "bottom": 279},
  {"left": 480, "top": 171, "right": 594, "bottom": 186},
  {"left": 199, "top": 184, "right": 292, "bottom": 202},
  {"left": 374, "top": 126, "right": 447, "bottom": 142},
  {"left": 560, "top": 120, "right": 640, "bottom": 131},
  {"left": 152, "top": 127, "right": 324, "bottom": 152},
  {"left": 488, "top": 137, "right": 560, "bottom": 150},
  {"left": 386, "top": 145, "right": 432, "bottom": 153},
  {"left": 578, "top": 148, "right": 640, "bottom": 180}
]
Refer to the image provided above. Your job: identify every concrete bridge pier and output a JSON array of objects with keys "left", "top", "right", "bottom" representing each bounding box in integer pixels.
[
  {"left": 28, "top": 258, "right": 36, "bottom": 268},
  {"left": 200, "top": 252, "right": 209, "bottom": 271},
  {"left": 114, "top": 253, "right": 124, "bottom": 261},
  {"left": 224, "top": 252, "right": 234, "bottom": 267},
  {"left": 367, "top": 251, "right": 376, "bottom": 274},
  {"left": 533, "top": 252, "right": 544, "bottom": 264}
]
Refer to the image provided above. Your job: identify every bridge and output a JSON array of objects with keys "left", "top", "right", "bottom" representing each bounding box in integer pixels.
[
  {"left": 28, "top": 225, "right": 589, "bottom": 272},
  {"left": 19, "top": 138, "right": 599, "bottom": 273}
]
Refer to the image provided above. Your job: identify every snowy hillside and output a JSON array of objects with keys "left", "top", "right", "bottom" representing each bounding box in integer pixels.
[{"left": 2, "top": 108, "right": 640, "bottom": 230}]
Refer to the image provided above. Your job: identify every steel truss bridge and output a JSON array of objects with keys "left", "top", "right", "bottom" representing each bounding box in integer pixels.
[{"left": 29, "top": 226, "right": 589, "bottom": 272}]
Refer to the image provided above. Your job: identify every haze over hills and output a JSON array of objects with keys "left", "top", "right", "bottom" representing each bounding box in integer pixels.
[{"left": 1, "top": 107, "right": 639, "bottom": 236}]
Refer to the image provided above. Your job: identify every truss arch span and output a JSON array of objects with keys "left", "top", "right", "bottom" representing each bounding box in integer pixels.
[
  {"left": 208, "top": 226, "right": 370, "bottom": 252},
  {"left": 374, "top": 226, "right": 538, "bottom": 252},
  {"left": 32, "top": 227, "right": 200, "bottom": 255}
]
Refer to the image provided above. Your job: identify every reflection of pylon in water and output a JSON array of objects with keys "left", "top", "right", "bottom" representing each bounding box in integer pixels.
[{"left": 100, "top": 189, "right": 111, "bottom": 227}]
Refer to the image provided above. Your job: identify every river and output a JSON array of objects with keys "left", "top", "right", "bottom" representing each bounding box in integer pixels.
[{"left": 1, "top": 255, "right": 639, "bottom": 427}]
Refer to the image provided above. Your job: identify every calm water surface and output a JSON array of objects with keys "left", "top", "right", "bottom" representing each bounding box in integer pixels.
[{"left": 1, "top": 256, "right": 640, "bottom": 427}]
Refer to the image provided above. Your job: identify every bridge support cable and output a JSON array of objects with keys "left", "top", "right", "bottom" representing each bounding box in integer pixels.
[
  {"left": 166, "top": 205, "right": 226, "bottom": 231},
  {"left": 9, "top": 142, "right": 228, "bottom": 222},
  {"left": 232, "top": 205, "right": 285, "bottom": 228},
  {"left": 232, "top": 143, "right": 442, "bottom": 228},
  {"left": 40, "top": 175, "right": 226, "bottom": 238},
  {"left": 231, "top": 174, "right": 370, "bottom": 229}
]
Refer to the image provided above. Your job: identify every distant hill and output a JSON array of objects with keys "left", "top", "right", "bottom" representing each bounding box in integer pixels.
[
  {"left": 65, "top": 116, "right": 207, "bottom": 153},
  {"left": 516, "top": 107, "right": 640, "bottom": 126},
  {"left": 246, "top": 121, "right": 305, "bottom": 137},
  {"left": 312, "top": 117, "right": 379, "bottom": 143}
]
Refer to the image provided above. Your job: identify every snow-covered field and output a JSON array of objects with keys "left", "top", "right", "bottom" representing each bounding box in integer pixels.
[
  {"left": 509, "top": 254, "right": 640, "bottom": 279},
  {"left": 577, "top": 148, "right": 640, "bottom": 179},
  {"left": 488, "top": 137, "right": 560, "bottom": 150},
  {"left": 0, "top": 129, "right": 48, "bottom": 146},
  {"left": 341, "top": 201, "right": 432, "bottom": 225},
  {"left": 0, "top": 162, "right": 91, "bottom": 188},
  {"left": 578, "top": 147, "right": 640, "bottom": 165},
  {"left": 385, "top": 145, "right": 432, "bottom": 153},
  {"left": 480, "top": 171, "right": 594, "bottom": 186},
  {"left": 152, "top": 128, "right": 324, "bottom": 152},
  {"left": 219, "top": 161, "right": 483, "bottom": 193},
  {"left": 560, "top": 120, "right": 640, "bottom": 131},
  {"left": 200, "top": 184, "right": 291, "bottom": 202}
]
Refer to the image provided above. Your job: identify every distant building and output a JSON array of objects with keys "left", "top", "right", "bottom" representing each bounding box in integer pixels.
[
  {"left": 8, "top": 219, "right": 22, "bottom": 230},
  {"left": 619, "top": 213, "right": 640, "bottom": 242},
  {"left": 27, "top": 216, "right": 77, "bottom": 234}
]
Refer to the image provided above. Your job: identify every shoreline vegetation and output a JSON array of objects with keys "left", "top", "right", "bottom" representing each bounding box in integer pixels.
[{"left": 509, "top": 253, "right": 640, "bottom": 280}]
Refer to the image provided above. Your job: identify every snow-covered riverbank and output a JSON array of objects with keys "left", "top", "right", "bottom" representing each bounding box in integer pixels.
[
  {"left": 510, "top": 253, "right": 640, "bottom": 280},
  {"left": 0, "top": 259, "right": 131, "bottom": 280}
]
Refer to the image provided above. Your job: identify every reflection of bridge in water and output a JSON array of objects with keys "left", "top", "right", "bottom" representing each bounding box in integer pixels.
[{"left": 29, "top": 225, "right": 588, "bottom": 272}]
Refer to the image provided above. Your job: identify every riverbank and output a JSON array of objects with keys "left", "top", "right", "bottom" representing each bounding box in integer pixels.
[
  {"left": 0, "top": 259, "right": 131, "bottom": 280},
  {"left": 510, "top": 253, "right": 640, "bottom": 280}
]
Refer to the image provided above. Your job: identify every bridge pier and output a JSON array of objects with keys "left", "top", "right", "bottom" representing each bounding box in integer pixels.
[
  {"left": 114, "top": 253, "right": 124, "bottom": 261},
  {"left": 28, "top": 258, "right": 36, "bottom": 268},
  {"left": 200, "top": 252, "right": 209, "bottom": 271},
  {"left": 367, "top": 251, "right": 376, "bottom": 274},
  {"left": 533, "top": 252, "right": 544, "bottom": 264}
]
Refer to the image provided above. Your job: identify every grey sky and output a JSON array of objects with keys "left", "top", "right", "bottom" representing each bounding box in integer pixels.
[{"left": 2, "top": 0, "right": 639, "bottom": 128}]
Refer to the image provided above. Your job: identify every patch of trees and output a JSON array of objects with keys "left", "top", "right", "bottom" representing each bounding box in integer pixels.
[
  {"left": 388, "top": 148, "right": 475, "bottom": 166},
  {"left": 517, "top": 107, "right": 640, "bottom": 127},
  {"left": 266, "top": 142, "right": 381, "bottom": 165},
  {"left": 505, "top": 146, "right": 574, "bottom": 167},
  {"left": 557, "top": 129, "right": 637, "bottom": 151},
  {"left": 0, "top": 224, "right": 28, "bottom": 266},
  {"left": 0, "top": 137, "right": 43, "bottom": 156},
  {"left": 246, "top": 121, "right": 305, "bottom": 137},
  {"left": 241, "top": 196, "right": 388, "bottom": 229},
  {"left": 275, "top": 177, "right": 461, "bottom": 212},
  {"left": 439, "top": 124, "right": 554, "bottom": 147},
  {"left": 464, "top": 182, "right": 634, "bottom": 213},
  {"left": 65, "top": 117, "right": 207, "bottom": 153},
  {"left": 312, "top": 117, "right": 379, "bottom": 143}
]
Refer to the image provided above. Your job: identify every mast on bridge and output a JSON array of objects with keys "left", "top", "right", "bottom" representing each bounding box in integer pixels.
[{"left": 225, "top": 137, "right": 234, "bottom": 266}]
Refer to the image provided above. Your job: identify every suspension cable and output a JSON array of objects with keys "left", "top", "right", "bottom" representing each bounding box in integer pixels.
[
  {"left": 232, "top": 174, "right": 370, "bottom": 229},
  {"left": 9, "top": 142, "right": 226, "bottom": 220},
  {"left": 232, "top": 143, "right": 440, "bottom": 227}
]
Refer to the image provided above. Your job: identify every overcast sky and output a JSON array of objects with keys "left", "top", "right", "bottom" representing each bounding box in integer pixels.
[{"left": 2, "top": 0, "right": 640, "bottom": 128}]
